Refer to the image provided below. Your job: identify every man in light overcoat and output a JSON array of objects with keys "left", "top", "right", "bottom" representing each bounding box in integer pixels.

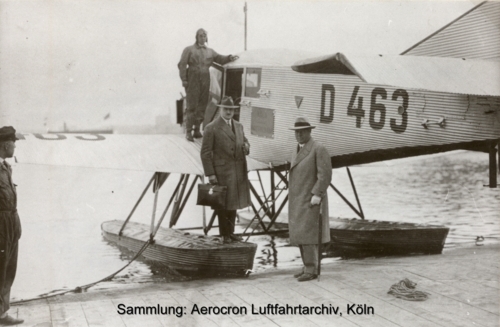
[
  {"left": 288, "top": 116, "right": 332, "bottom": 282},
  {"left": 200, "top": 96, "right": 251, "bottom": 243}
]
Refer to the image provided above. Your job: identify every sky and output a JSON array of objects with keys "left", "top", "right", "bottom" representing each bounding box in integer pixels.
[{"left": 0, "top": 0, "right": 477, "bottom": 132}]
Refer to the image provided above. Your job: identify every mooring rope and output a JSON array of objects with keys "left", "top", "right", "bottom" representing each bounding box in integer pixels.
[
  {"left": 12, "top": 240, "right": 152, "bottom": 305},
  {"left": 388, "top": 278, "right": 429, "bottom": 301}
]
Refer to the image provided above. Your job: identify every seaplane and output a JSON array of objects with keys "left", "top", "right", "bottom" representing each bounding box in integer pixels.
[{"left": 5, "top": 2, "right": 500, "bottom": 276}]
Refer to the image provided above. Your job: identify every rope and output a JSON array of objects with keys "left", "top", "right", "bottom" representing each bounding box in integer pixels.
[
  {"left": 12, "top": 240, "right": 152, "bottom": 305},
  {"left": 388, "top": 278, "right": 429, "bottom": 301}
]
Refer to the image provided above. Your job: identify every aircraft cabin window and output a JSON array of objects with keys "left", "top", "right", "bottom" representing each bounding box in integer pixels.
[
  {"left": 245, "top": 68, "right": 261, "bottom": 98},
  {"left": 251, "top": 107, "right": 274, "bottom": 139}
]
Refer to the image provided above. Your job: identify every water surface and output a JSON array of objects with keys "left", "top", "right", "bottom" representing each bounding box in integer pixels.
[{"left": 11, "top": 150, "right": 499, "bottom": 301}]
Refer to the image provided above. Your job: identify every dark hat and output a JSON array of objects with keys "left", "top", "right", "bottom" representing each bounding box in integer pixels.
[
  {"left": 217, "top": 96, "right": 239, "bottom": 109},
  {"left": 0, "top": 126, "right": 18, "bottom": 141},
  {"left": 289, "top": 116, "right": 316, "bottom": 130}
]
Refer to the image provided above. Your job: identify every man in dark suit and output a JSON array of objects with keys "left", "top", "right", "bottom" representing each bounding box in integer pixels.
[
  {"left": 0, "top": 126, "right": 23, "bottom": 325},
  {"left": 200, "top": 97, "right": 251, "bottom": 243},
  {"left": 288, "top": 117, "right": 332, "bottom": 282}
]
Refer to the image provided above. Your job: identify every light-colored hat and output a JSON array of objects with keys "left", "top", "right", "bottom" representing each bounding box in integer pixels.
[
  {"left": 289, "top": 116, "right": 316, "bottom": 130},
  {"left": 217, "top": 96, "right": 239, "bottom": 109}
]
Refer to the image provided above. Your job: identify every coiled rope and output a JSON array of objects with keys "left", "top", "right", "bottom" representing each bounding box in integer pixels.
[
  {"left": 12, "top": 240, "right": 151, "bottom": 305},
  {"left": 388, "top": 278, "right": 429, "bottom": 301}
]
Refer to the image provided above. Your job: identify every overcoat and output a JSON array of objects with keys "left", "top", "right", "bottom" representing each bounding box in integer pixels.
[
  {"left": 288, "top": 137, "right": 332, "bottom": 245},
  {"left": 200, "top": 116, "right": 251, "bottom": 210}
]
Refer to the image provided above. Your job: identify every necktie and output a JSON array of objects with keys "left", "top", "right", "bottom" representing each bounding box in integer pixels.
[{"left": 3, "top": 161, "right": 10, "bottom": 174}]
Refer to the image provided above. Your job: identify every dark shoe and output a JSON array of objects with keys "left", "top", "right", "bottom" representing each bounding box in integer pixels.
[
  {"left": 193, "top": 129, "right": 203, "bottom": 138},
  {"left": 293, "top": 271, "right": 304, "bottom": 278},
  {"left": 185, "top": 133, "right": 194, "bottom": 142},
  {"left": 297, "top": 273, "right": 317, "bottom": 282},
  {"left": 229, "top": 234, "right": 243, "bottom": 242},
  {"left": 223, "top": 236, "right": 233, "bottom": 244},
  {"left": 0, "top": 314, "right": 24, "bottom": 325}
]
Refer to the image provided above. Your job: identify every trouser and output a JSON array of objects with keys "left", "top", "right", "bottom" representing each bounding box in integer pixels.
[
  {"left": 185, "top": 73, "right": 210, "bottom": 132},
  {"left": 0, "top": 240, "right": 18, "bottom": 315},
  {"left": 216, "top": 209, "right": 237, "bottom": 237},
  {"left": 299, "top": 244, "right": 318, "bottom": 274},
  {"left": 0, "top": 211, "right": 20, "bottom": 315}
]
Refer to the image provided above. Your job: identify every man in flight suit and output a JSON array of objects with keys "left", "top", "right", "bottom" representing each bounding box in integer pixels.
[
  {"left": 0, "top": 126, "right": 23, "bottom": 325},
  {"left": 178, "top": 28, "right": 238, "bottom": 141}
]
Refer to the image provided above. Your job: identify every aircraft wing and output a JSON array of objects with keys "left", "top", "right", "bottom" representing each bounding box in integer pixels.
[
  {"left": 292, "top": 53, "right": 500, "bottom": 97},
  {"left": 12, "top": 133, "right": 268, "bottom": 174}
]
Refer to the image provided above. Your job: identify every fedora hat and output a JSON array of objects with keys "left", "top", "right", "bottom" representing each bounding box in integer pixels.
[
  {"left": 0, "top": 126, "right": 19, "bottom": 141},
  {"left": 289, "top": 116, "right": 316, "bottom": 130},
  {"left": 217, "top": 96, "right": 239, "bottom": 109}
]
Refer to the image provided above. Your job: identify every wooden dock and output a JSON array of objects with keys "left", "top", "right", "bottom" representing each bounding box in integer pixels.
[{"left": 12, "top": 244, "right": 499, "bottom": 327}]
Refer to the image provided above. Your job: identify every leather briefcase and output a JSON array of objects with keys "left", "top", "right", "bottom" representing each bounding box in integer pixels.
[{"left": 197, "top": 184, "right": 227, "bottom": 209}]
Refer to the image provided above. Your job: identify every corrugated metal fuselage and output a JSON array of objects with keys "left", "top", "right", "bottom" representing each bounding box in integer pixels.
[{"left": 224, "top": 66, "right": 499, "bottom": 168}]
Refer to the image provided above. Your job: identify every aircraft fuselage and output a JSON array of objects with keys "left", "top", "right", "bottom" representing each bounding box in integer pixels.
[{"left": 219, "top": 63, "right": 499, "bottom": 168}]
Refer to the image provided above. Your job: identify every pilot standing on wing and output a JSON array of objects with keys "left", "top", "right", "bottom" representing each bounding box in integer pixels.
[
  {"left": 200, "top": 97, "right": 251, "bottom": 244},
  {"left": 178, "top": 28, "right": 238, "bottom": 142},
  {"left": 0, "top": 126, "right": 23, "bottom": 325},
  {"left": 288, "top": 117, "right": 332, "bottom": 282}
]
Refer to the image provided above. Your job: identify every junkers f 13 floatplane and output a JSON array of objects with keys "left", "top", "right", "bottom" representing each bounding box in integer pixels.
[{"left": 8, "top": 2, "right": 500, "bottom": 275}]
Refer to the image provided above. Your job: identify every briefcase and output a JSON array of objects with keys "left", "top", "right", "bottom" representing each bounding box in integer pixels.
[{"left": 197, "top": 184, "right": 227, "bottom": 209}]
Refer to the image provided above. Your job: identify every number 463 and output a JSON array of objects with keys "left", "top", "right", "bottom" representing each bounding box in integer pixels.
[
  {"left": 348, "top": 86, "right": 409, "bottom": 133},
  {"left": 320, "top": 85, "right": 409, "bottom": 134}
]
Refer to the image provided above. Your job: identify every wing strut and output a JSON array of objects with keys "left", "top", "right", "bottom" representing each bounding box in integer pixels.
[
  {"left": 169, "top": 175, "right": 200, "bottom": 227},
  {"left": 203, "top": 211, "right": 218, "bottom": 235},
  {"left": 329, "top": 167, "right": 365, "bottom": 220},
  {"left": 119, "top": 172, "right": 199, "bottom": 241},
  {"left": 487, "top": 140, "right": 498, "bottom": 188},
  {"left": 242, "top": 170, "right": 290, "bottom": 239},
  {"left": 347, "top": 167, "right": 365, "bottom": 219},
  {"left": 119, "top": 174, "right": 155, "bottom": 236},
  {"left": 152, "top": 174, "right": 185, "bottom": 236},
  {"left": 169, "top": 174, "right": 190, "bottom": 227}
]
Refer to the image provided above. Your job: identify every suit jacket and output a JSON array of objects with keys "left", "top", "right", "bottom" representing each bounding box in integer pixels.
[
  {"left": 200, "top": 116, "right": 251, "bottom": 210},
  {"left": 288, "top": 137, "right": 331, "bottom": 245}
]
